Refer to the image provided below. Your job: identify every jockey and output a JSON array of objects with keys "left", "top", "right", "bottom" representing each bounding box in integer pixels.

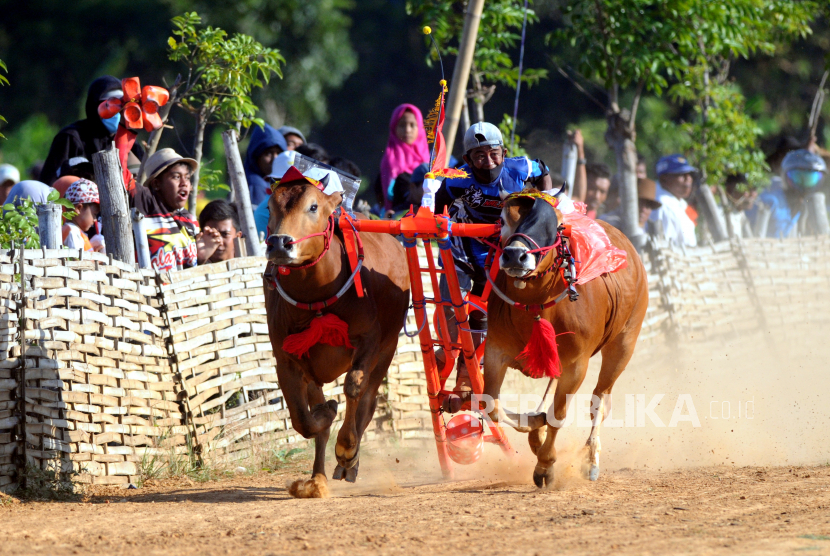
[{"left": 434, "top": 122, "right": 553, "bottom": 394}]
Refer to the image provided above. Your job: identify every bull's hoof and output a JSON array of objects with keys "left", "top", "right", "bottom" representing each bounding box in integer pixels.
[
  {"left": 325, "top": 399, "right": 339, "bottom": 415},
  {"left": 532, "top": 466, "right": 554, "bottom": 489},
  {"left": 333, "top": 461, "right": 359, "bottom": 483},
  {"left": 588, "top": 464, "right": 600, "bottom": 482}
]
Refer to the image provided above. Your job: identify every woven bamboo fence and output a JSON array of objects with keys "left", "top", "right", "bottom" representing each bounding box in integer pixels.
[{"left": 1, "top": 234, "right": 829, "bottom": 492}]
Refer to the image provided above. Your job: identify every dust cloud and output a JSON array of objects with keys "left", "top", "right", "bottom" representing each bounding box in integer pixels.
[{"left": 326, "top": 311, "right": 830, "bottom": 495}]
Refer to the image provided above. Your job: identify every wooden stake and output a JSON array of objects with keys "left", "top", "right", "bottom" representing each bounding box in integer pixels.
[
  {"left": 443, "top": 0, "right": 485, "bottom": 165},
  {"left": 223, "top": 129, "right": 263, "bottom": 257},
  {"left": 92, "top": 143, "right": 136, "bottom": 265},
  {"left": 35, "top": 203, "right": 62, "bottom": 250}
]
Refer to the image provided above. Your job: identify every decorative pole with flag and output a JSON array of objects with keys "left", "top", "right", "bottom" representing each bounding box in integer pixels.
[
  {"left": 421, "top": 25, "right": 468, "bottom": 212},
  {"left": 98, "top": 77, "right": 169, "bottom": 192}
]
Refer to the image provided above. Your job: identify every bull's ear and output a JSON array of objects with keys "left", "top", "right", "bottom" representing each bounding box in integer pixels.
[{"left": 502, "top": 195, "right": 535, "bottom": 227}]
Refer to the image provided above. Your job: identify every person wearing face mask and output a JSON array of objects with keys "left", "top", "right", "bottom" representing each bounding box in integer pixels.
[
  {"left": 433, "top": 122, "right": 552, "bottom": 396},
  {"left": 40, "top": 76, "right": 144, "bottom": 186},
  {"left": 244, "top": 123, "right": 287, "bottom": 207},
  {"left": 375, "top": 104, "right": 431, "bottom": 215},
  {"left": 132, "top": 148, "right": 220, "bottom": 271}
]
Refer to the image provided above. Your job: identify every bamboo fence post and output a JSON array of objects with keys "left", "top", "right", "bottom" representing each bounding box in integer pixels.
[
  {"left": 16, "top": 245, "right": 27, "bottom": 488},
  {"left": 36, "top": 203, "right": 62, "bottom": 249},
  {"left": 132, "top": 208, "right": 152, "bottom": 269},
  {"left": 223, "top": 129, "right": 263, "bottom": 257},
  {"left": 443, "top": 0, "right": 485, "bottom": 164},
  {"left": 92, "top": 143, "right": 136, "bottom": 265}
]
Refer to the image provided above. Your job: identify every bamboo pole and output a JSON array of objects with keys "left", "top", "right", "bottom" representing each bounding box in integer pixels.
[
  {"left": 36, "top": 203, "right": 62, "bottom": 249},
  {"left": 443, "top": 0, "right": 485, "bottom": 165},
  {"left": 222, "top": 129, "right": 263, "bottom": 257},
  {"left": 132, "top": 208, "right": 152, "bottom": 269},
  {"left": 92, "top": 143, "right": 136, "bottom": 265}
]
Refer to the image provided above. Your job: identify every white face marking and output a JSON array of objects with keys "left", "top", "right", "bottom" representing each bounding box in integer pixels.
[
  {"left": 500, "top": 206, "right": 518, "bottom": 242},
  {"left": 500, "top": 239, "right": 536, "bottom": 278}
]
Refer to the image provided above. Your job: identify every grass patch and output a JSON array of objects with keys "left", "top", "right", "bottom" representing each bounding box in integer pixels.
[
  {"left": 17, "top": 463, "right": 81, "bottom": 501},
  {"left": 799, "top": 535, "right": 830, "bottom": 541}
]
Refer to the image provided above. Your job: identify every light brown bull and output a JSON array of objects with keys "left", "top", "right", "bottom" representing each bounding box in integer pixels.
[
  {"left": 483, "top": 191, "right": 648, "bottom": 487},
  {"left": 263, "top": 172, "right": 410, "bottom": 497}
]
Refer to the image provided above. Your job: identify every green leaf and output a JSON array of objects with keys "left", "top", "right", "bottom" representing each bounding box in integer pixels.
[{"left": 47, "top": 189, "right": 59, "bottom": 202}]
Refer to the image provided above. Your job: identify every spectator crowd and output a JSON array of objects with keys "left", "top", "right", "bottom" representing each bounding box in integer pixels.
[{"left": 1, "top": 74, "right": 829, "bottom": 274}]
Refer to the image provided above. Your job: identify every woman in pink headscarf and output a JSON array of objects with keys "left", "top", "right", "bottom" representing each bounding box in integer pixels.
[{"left": 377, "top": 103, "right": 430, "bottom": 214}]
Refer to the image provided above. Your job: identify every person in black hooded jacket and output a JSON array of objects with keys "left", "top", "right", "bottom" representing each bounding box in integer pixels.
[{"left": 40, "top": 76, "right": 144, "bottom": 185}]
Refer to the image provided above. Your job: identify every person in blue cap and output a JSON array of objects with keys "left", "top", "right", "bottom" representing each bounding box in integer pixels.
[
  {"left": 434, "top": 122, "right": 552, "bottom": 395},
  {"left": 650, "top": 154, "right": 698, "bottom": 247},
  {"left": 244, "top": 123, "right": 287, "bottom": 206}
]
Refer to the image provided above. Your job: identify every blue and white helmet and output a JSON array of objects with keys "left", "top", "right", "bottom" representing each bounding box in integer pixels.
[{"left": 781, "top": 149, "right": 827, "bottom": 173}]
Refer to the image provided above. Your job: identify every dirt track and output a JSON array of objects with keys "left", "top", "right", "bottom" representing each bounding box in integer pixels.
[{"left": 2, "top": 459, "right": 830, "bottom": 556}]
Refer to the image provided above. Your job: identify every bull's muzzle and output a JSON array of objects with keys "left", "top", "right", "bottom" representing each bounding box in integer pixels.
[
  {"left": 266, "top": 234, "right": 297, "bottom": 262},
  {"left": 500, "top": 245, "right": 535, "bottom": 278}
]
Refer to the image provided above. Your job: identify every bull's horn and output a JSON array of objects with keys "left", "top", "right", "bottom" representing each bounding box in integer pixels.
[{"left": 554, "top": 181, "right": 568, "bottom": 197}]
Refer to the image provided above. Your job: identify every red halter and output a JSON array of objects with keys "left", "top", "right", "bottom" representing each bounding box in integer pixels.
[{"left": 274, "top": 214, "right": 336, "bottom": 275}]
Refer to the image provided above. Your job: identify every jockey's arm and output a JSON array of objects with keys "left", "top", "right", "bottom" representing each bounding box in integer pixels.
[{"left": 526, "top": 158, "right": 553, "bottom": 191}]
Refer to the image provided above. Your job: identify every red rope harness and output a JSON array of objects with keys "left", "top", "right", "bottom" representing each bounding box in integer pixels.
[
  {"left": 264, "top": 213, "right": 365, "bottom": 312},
  {"left": 275, "top": 214, "right": 336, "bottom": 275}
]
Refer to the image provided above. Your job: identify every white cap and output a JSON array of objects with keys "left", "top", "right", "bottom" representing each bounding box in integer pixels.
[
  {"left": 304, "top": 167, "right": 344, "bottom": 196},
  {"left": 268, "top": 151, "right": 296, "bottom": 179},
  {"left": 0, "top": 164, "right": 20, "bottom": 185},
  {"left": 463, "top": 122, "right": 503, "bottom": 153}
]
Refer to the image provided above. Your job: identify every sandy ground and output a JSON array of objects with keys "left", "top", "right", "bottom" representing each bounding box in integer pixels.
[
  {"left": 1, "top": 461, "right": 829, "bottom": 556},
  {"left": 2, "top": 322, "right": 829, "bottom": 555}
]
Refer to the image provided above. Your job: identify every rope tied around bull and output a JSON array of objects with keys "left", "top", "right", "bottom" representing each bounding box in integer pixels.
[{"left": 264, "top": 214, "right": 365, "bottom": 357}]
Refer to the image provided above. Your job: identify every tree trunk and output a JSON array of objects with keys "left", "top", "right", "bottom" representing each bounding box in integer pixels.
[
  {"left": 695, "top": 185, "right": 728, "bottom": 242},
  {"left": 137, "top": 87, "right": 177, "bottom": 185},
  {"left": 443, "top": 0, "right": 485, "bottom": 165},
  {"left": 806, "top": 192, "right": 830, "bottom": 235},
  {"left": 188, "top": 109, "right": 207, "bottom": 215},
  {"left": 36, "top": 203, "right": 61, "bottom": 249},
  {"left": 223, "top": 129, "right": 263, "bottom": 257},
  {"left": 92, "top": 142, "right": 136, "bottom": 265},
  {"left": 605, "top": 112, "right": 645, "bottom": 251}
]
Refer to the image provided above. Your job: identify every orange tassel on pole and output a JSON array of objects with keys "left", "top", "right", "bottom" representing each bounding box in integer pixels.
[
  {"left": 516, "top": 315, "right": 562, "bottom": 379},
  {"left": 283, "top": 313, "right": 354, "bottom": 358}
]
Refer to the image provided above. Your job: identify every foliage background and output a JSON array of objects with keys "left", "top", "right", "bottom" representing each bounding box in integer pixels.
[{"left": 0, "top": 0, "right": 828, "bottom": 184}]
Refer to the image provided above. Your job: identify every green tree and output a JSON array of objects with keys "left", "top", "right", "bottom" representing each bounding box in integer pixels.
[
  {"left": 551, "top": 0, "right": 818, "bottom": 244},
  {"left": 167, "top": 12, "right": 285, "bottom": 213},
  {"left": 1, "top": 190, "right": 76, "bottom": 249},
  {"left": 164, "top": 0, "right": 357, "bottom": 130},
  {"left": 406, "top": 0, "right": 548, "bottom": 123},
  {"left": 667, "top": 0, "right": 816, "bottom": 188}
]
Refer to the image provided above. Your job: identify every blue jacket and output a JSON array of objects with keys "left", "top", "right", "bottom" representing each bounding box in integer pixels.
[
  {"left": 244, "top": 124, "right": 286, "bottom": 206},
  {"left": 435, "top": 156, "right": 546, "bottom": 273},
  {"left": 750, "top": 179, "right": 800, "bottom": 238}
]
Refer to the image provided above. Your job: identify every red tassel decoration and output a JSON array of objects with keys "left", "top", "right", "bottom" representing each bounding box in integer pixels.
[
  {"left": 283, "top": 313, "right": 354, "bottom": 358},
  {"left": 516, "top": 315, "right": 562, "bottom": 379}
]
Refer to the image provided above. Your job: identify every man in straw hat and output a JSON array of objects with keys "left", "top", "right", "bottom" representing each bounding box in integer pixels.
[
  {"left": 131, "top": 148, "right": 221, "bottom": 271},
  {"left": 599, "top": 177, "right": 662, "bottom": 237}
]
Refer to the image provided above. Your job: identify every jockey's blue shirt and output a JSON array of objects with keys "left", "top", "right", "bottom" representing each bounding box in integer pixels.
[{"left": 435, "top": 156, "right": 548, "bottom": 282}]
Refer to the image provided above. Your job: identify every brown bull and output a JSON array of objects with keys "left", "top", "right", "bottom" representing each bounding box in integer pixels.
[
  {"left": 483, "top": 191, "right": 648, "bottom": 487},
  {"left": 263, "top": 172, "right": 410, "bottom": 497}
]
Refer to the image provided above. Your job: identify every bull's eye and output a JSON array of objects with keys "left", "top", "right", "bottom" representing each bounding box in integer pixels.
[{"left": 309, "top": 203, "right": 318, "bottom": 213}]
